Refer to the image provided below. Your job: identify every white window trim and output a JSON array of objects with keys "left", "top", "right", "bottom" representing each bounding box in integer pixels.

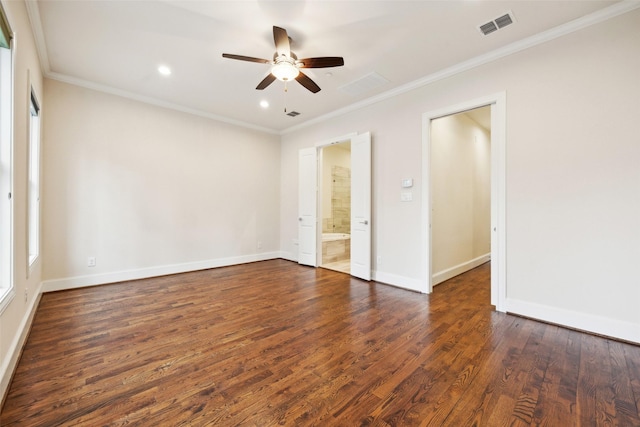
[
  {"left": 27, "top": 85, "right": 40, "bottom": 270},
  {"left": 0, "top": 27, "right": 15, "bottom": 315}
]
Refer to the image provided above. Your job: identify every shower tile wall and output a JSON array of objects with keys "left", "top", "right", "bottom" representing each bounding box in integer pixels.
[{"left": 331, "top": 166, "right": 350, "bottom": 233}]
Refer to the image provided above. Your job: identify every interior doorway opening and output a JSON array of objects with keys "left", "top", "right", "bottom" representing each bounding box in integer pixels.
[
  {"left": 430, "top": 105, "right": 491, "bottom": 288},
  {"left": 298, "top": 131, "right": 371, "bottom": 281},
  {"left": 319, "top": 141, "right": 352, "bottom": 274},
  {"left": 422, "top": 92, "right": 506, "bottom": 309}
]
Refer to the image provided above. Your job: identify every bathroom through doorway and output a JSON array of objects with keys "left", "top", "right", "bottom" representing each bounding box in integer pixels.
[{"left": 320, "top": 141, "right": 351, "bottom": 274}]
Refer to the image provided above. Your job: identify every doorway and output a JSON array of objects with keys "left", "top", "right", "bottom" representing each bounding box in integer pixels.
[
  {"left": 422, "top": 93, "right": 506, "bottom": 311},
  {"left": 320, "top": 142, "right": 351, "bottom": 274},
  {"left": 298, "top": 132, "right": 372, "bottom": 281},
  {"left": 430, "top": 106, "right": 491, "bottom": 286}
]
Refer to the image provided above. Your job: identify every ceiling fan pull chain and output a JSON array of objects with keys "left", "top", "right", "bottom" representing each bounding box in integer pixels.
[{"left": 284, "top": 81, "right": 288, "bottom": 113}]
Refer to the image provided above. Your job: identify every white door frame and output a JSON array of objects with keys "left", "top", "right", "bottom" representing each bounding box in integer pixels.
[
  {"left": 298, "top": 147, "right": 318, "bottom": 267},
  {"left": 314, "top": 132, "right": 358, "bottom": 266},
  {"left": 349, "top": 132, "right": 372, "bottom": 281},
  {"left": 421, "top": 92, "right": 506, "bottom": 312}
]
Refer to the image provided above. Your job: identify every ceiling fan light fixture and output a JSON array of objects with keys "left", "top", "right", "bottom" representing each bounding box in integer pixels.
[
  {"left": 222, "top": 26, "right": 343, "bottom": 93},
  {"left": 271, "top": 61, "right": 299, "bottom": 81}
]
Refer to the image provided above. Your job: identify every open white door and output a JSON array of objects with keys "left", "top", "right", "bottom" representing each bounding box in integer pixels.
[
  {"left": 298, "top": 147, "right": 317, "bottom": 266},
  {"left": 350, "top": 132, "right": 372, "bottom": 280}
]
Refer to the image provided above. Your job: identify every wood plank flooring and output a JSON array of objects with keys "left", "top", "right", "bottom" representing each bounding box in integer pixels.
[
  {"left": 320, "top": 259, "right": 350, "bottom": 274},
  {"left": 2, "top": 259, "right": 639, "bottom": 426}
]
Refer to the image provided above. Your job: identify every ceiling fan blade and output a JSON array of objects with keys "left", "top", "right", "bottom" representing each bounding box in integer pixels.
[
  {"left": 256, "top": 73, "right": 277, "bottom": 90},
  {"left": 297, "top": 57, "right": 344, "bottom": 68},
  {"left": 222, "top": 53, "right": 271, "bottom": 64},
  {"left": 273, "top": 26, "right": 290, "bottom": 57},
  {"left": 295, "top": 71, "right": 321, "bottom": 93}
]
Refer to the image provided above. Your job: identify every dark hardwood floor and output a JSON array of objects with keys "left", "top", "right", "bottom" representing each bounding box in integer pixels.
[{"left": 2, "top": 259, "right": 639, "bottom": 426}]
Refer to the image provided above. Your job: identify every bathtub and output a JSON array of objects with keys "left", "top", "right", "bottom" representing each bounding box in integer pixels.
[
  {"left": 322, "top": 233, "right": 351, "bottom": 242},
  {"left": 322, "top": 233, "right": 351, "bottom": 263}
]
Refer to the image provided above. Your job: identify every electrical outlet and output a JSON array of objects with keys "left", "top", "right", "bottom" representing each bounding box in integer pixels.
[
  {"left": 24, "top": 290, "right": 28, "bottom": 302},
  {"left": 88, "top": 256, "right": 96, "bottom": 267},
  {"left": 257, "top": 241, "right": 262, "bottom": 250}
]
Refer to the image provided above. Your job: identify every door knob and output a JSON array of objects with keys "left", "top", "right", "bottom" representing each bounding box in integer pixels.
[
  {"left": 359, "top": 220, "right": 369, "bottom": 225},
  {"left": 299, "top": 217, "right": 303, "bottom": 221}
]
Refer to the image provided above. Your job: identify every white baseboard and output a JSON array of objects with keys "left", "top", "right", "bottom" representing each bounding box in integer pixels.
[
  {"left": 506, "top": 298, "right": 640, "bottom": 344},
  {"left": 1, "top": 282, "right": 43, "bottom": 402},
  {"left": 42, "top": 252, "right": 281, "bottom": 292},
  {"left": 432, "top": 253, "right": 491, "bottom": 286},
  {"left": 277, "top": 256, "right": 427, "bottom": 294},
  {"left": 278, "top": 251, "right": 297, "bottom": 262},
  {"left": 372, "top": 270, "right": 426, "bottom": 293},
  {"left": 7, "top": 257, "right": 638, "bottom": 404}
]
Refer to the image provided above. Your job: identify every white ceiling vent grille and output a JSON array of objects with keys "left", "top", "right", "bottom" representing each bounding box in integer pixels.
[
  {"left": 286, "top": 110, "right": 300, "bottom": 117},
  {"left": 340, "top": 72, "right": 389, "bottom": 97},
  {"left": 479, "top": 11, "right": 515, "bottom": 36}
]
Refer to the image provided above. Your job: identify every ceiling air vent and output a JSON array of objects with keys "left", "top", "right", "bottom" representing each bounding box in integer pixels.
[
  {"left": 479, "top": 21, "right": 498, "bottom": 36},
  {"left": 495, "top": 13, "right": 513, "bottom": 29},
  {"left": 339, "top": 72, "right": 389, "bottom": 97},
  {"left": 479, "top": 11, "right": 515, "bottom": 36},
  {"left": 286, "top": 111, "right": 300, "bottom": 117}
]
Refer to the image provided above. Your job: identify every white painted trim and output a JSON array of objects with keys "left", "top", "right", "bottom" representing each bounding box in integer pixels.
[
  {"left": 281, "top": 1, "right": 640, "bottom": 135},
  {"left": 491, "top": 97, "right": 507, "bottom": 311},
  {"left": 372, "top": 270, "right": 425, "bottom": 294},
  {"left": 24, "top": 0, "right": 50, "bottom": 74},
  {"left": 0, "top": 23, "right": 16, "bottom": 319},
  {"left": 421, "top": 115, "right": 430, "bottom": 295},
  {"left": 45, "top": 72, "right": 279, "bottom": 135},
  {"left": 41, "top": 252, "right": 281, "bottom": 293},
  {"left": 315, "top": 132, "right": 357, "bottom": 148},
  {"left": 23, "top": 0, "right": 638, "bottom": 136},
  {"left": 1, "top": 281, "right": 42, "bottom": 401},
  {"left": 422, "top": 92, "right": 507, "bottom": 312},
  {"left": 432, "top": 254, "right": 490, "bottom": 286},
  {"left": 506, "top": 298, "right": 640, "bottom": 345},
  {"left": 278, "top": 251, "right": 297, "bottom": 262},
  {"left": 0, "top": 288, "right": 15, "bottom": 316}
]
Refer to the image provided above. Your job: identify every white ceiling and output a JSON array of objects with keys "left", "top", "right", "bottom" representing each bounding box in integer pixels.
[{"left": 28, "top": 0, "right": 623, "bottom": 133}]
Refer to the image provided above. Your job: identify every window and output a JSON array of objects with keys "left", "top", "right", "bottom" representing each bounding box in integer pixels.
[
  {"left": 0, "top": 2, "right": 13, "bottom": 313},
  {"left": 28, "top": 90, "right": 40, "bottom": 267}
]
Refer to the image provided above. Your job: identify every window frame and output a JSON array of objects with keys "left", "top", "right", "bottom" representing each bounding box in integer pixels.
[
  {"left": 0, "top": 1, "right": 14, "bottom": 314},
  {"left": 27, "top": 87, "right": 40, "bottom": 269}
]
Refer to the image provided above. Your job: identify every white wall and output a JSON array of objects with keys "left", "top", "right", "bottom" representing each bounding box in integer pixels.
[
  {"left": 2, "top": 5, "right": 639, "bottom": 404},
  {"left": 431, "top": 111, "right": 490, "bottom": 284},
  {"left": 280, "top": 9, "right": 640, "bottom": 342},
  {"left": 0, "top": 0, "right": 44, "bottom": 400},
  {"left": 41, "top": 79, "right": 281, "bottom": 289}
]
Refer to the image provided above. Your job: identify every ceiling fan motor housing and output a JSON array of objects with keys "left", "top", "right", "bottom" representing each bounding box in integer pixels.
[
  {"left": 222, "top": 26, "right": 343, "bottom": 93},
  {"left": 272, "top": 54, "right": 300, "bottom": 81}
]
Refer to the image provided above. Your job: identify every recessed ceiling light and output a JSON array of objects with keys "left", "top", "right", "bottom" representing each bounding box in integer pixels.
[
  {"left": 260, "top": 100, "right": 269, "bottom": 108},
  {"left": 158, "top": 65, "right": 172, "bottom": 76}
]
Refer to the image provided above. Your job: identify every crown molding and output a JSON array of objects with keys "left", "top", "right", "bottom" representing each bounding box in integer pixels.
[
  {"left": 25, "top": 0, "right": 279, "bottom": 134},
  {"left": 45, "top": 72, "right": 280, "bottom": 134},
  {"left": 24, "top": 0, "right": 50, "bottom": 74},
  {"left": 281, "top": 0, "right": 640, "bottom": 134},
  {"left": 23, "top": 0, "right": 640, "bottom": 136}
]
